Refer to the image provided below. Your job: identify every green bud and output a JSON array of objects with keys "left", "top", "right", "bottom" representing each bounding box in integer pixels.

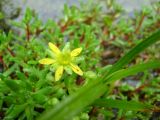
[
  {"left": 46, "top": 73, "right": 54, "bottom": 81},
  {"left": 56, "top": 88, "right": 65, "bottom": 98},
  {"left": 84, "top": 71, "right": 97, "bottom": 79},
  {"left": 32, "top": 93, "right": 47, "bottom": 104},
  {"left": 48, "top": 97, "right": 59, "bottom": 106}
]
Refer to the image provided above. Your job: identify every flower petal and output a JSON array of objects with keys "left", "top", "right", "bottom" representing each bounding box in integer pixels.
[
  {"left": 39, "top": 58, "right": 55, "bottom": 65},
  {"left": 48, "top": 42, "right": 60, "bottom": 54},
  {"left": 71, "top": 48, "right": 82, "bottom": 57},
  {"left": 70, "top": 63, "right": 83, "bottom": 76},
  {"left": 55, "top": 66, "right": 64, "bottom": 81}
]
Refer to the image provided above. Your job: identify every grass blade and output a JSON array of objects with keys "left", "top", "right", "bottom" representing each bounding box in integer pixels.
[
  {"left": 105, "top": 60, "right": 160, "bottom": 83},
  {"left": 94, "top": 99, "right": 152, "bottom": 111}
]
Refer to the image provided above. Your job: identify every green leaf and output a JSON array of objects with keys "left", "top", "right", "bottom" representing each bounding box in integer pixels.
[
  {"left": 3, "top": 80, "right": 21, "bottom": 92},
  {"left": 94, "top": 99, "right": 152, "bottom": 111},
  {"left": 23, "top": 7, "right": 33, "bottom": 23},
  {"left": 3, "top": 64, "right": 18, "bottom": 77},
  {"left": 32, "top": 87, "right": 53, "bottom": 104},
  {"left": 9, "top": 20, "right": 25, "bottom": 28},
  {"left": 5, "top": 104, "right": 27, "bottom": 120},
  {"left": 105, "top": 60, "right": 160, "bottom": 83},
  {"left": 25, "top": 105, "right": 34, "bottom": 120},
  {"left": 32, "top": 93, "right": 47, "bottom": 104},
  {"left": 35, "top": 87, "right": 53, "bottom": 95}
]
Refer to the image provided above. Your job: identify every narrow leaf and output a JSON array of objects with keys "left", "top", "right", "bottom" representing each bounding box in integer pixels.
[
  {"left": 105, "top": 60, "right": 160, "bottom": 83},
  {"left": 94, "top": 99, "right": 152, "bottom": 111}
]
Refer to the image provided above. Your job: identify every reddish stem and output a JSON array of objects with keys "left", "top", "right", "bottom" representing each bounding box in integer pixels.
[
  {"left": 35, "top": 28, "right": 44, "bottom": 36},
  {"left": 60, "top": 24, "right": 68, "bottom": 33},
  {"left": 0, "top": 55, "right": 7, "bottom": 69},
  {"left": 26, "top": 24, "right": 30, "bottom": 41},
  {"left": 134, "top": 83, "right": 149, "bottom": 93},
  {"left": 7, "top": 47, "right": 15, "bottom": 57},
  {"left": 135, "top": 14, "right": 145, "bottom": 34},
  {"left": 80, "top": 33, "right": 85, "bottom": 43}
]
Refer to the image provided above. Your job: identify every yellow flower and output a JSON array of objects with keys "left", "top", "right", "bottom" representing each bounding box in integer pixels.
[{"left": 39, "top": 42, "right": 83, "bottom": 81}]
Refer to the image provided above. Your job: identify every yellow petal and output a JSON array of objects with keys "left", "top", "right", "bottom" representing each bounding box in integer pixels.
[
  {"left": 71, "top": 48, "right": 82, "bottom": 57},
  {"left": 55, "top": 66, "right": 64, "bottom": 81},
  {"left": 70, "top": 63, "right": 83, "bottom": 76},
  {"left": 39, "top": 58, "right": 55, "bottom": 64},
  {"left": 48, "top": 42, "right": 60, "bottom": 54}
]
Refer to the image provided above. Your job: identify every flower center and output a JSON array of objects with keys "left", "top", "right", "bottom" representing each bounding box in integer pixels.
[{"left": 57, "top": 52, "right": 71, "bottom": 65}]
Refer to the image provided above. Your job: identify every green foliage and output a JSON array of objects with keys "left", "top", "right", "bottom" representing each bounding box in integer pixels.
[{"left": 0, "top": 0, "right": 160, "bottom": 120}]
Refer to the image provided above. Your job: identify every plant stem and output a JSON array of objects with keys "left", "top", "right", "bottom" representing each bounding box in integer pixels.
[
  {"left": 0, "top": 55, "right": 7, "bottom": 69},
  {"left": 135, "top": 14, "right": 145, "bottom": 34},
  {"left": 26, "top": 23, "right": 30, "bottom": 41},
  {"left": 7, "top": 47, "right": 15, "bottom": 57}
]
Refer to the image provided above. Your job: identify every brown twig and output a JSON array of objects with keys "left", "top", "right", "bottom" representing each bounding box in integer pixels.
[
  {"left": 135, "top": 14, "right": 145, "bottom": 34},
  {"left": 7, "top": 47, "right": 15, "bottom": 57}
]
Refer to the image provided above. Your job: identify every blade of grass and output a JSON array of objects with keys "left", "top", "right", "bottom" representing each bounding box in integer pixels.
[
  {"left": 94, "top": 99, "right": 152, "bottom": 111},
  {"left": 105, "top": 60, "right": 160, "bottom": 83}
]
